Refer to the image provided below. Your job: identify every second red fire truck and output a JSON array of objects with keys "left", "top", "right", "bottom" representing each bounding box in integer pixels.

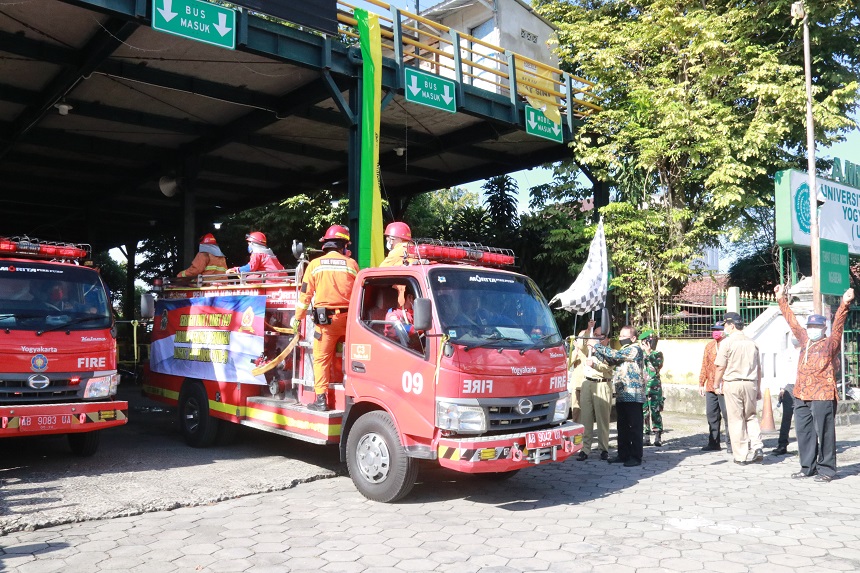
[{"left": 142, "top": 240, "right": 582, "bottom": 501}]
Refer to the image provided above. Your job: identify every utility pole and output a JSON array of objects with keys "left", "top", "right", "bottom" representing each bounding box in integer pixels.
[{"left": 792, "top": 1, "right": 821, "bottom": 313}]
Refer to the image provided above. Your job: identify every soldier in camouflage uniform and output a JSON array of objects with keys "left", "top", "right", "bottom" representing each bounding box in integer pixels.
[{"left": 639, "top": 330, "right": 665, "bottom": 446}]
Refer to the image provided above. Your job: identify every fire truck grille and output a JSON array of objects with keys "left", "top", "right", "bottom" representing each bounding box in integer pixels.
[
  {"left": 0, "top": 379, "right": 80, "bottom": 404},
  {"left": 487, "top": 400, "right": 552, "bottom": 430}
]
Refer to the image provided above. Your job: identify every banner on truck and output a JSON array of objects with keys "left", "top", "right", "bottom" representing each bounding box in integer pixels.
[{"left": 150, "top": 295, "right": 266, "bottom": 385}]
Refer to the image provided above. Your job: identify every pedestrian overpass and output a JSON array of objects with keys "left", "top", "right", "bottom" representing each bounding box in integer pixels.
[{"left": 0, "top": 0, "right": 600, "bottom": 255}]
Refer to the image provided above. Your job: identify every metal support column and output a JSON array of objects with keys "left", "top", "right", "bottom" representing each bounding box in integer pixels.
[{"left": 347, "top": 80, "right": 362, "bottom": 259}]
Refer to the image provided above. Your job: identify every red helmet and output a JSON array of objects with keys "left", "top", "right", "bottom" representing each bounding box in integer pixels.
[
  {"left": 320, "top": 225, "right": 350, "bottom": 243},
  {"left": 199, "top": 233, "right": 218, "bottom": 245},
  {"left": 384, "top": 222, "right": 412, "bottom": 241},
  {"left": 246, "top": 231, "right": 267, "bottom": 246}
]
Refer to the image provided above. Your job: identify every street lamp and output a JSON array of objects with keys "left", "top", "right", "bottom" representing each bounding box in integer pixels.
[{"left": 792, "top": 1, "right": 821, "bottom": 314}]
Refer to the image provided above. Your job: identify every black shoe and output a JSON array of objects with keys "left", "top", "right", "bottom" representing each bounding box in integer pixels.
[
  {"left": 576, "top": 451, "right": 588, "bottom": 461},
  {"left": 607, "top": 456, "right": 625, "bottom": 464},
  {"left": 814, "top": 474, "right": 833, "bottom": 483},
  {"left": 600, "top": 451, "right": 609, "bottom": 461},
  {"left": 307, "top": 393, "right": 328, "bottom": 412},
  {"left": 791, "top": 471, "right": 814, "bottom": 479},
  {"left": 653, "top": 432, "right": 662, "bottom": 447},
  {"left": 771, "top": 446, "right": 788, "bottom": 456},
  {"left": 701, "top": 444, "right": 720, "bottom": 451},
  {"left": 623, "top": 459, "right": 641, "bottom": 467},
  {"left": 750, "top": 448, "right": 764, "bottom": 463},
  {"left": 726, "top": 446, "right": 732, "bottom": 455}
]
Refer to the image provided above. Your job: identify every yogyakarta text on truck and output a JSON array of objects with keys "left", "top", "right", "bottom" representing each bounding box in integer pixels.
[
  {"left": 0, "top": 236, "right": 127, "bottom": 456},
  {"left": 141, "top": 238, "right": 583, "bottom": 502}
]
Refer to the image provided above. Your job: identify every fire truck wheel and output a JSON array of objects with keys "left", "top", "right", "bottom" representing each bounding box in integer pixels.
[
  {"left": 346, "top": 411, "right": 418, "bottom": 503},
  {"left": 179, "top": 383, "right": 219, "bottom": 448},
  {"left": 67, "top": 431, "right": 100, "bottom": 456}
]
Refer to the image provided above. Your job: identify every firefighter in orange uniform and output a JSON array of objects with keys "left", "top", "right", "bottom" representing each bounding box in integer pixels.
[
  {"left": 291, "top": 225, "right": 358, "bottom": 411},
  {"left": 177, "top": 233, "right": 228, "bottom": 279},
  {"left": 227, "top": 231, "right": 284, "bottom": 274},
  {"left": 379, "top": 222, "right": 416, "bottom": 267}
]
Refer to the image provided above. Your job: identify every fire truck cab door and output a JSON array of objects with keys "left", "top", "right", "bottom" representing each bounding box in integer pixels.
[{"left": 349, "top": 278, "right": 435, "bottom": 438}]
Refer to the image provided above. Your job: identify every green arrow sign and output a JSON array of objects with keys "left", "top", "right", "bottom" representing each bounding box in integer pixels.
[
  {"left": 525, "top": 105, "right": 563, "bottom": 143},
  {"left": 820, "top": 239, "right": 849, "bottom": 296},
  {"left": 404, "top": 68, "right": 456, "bottom": 113},
  {"left": 152, "top": 0, "right": 236, "bottom": 50}
]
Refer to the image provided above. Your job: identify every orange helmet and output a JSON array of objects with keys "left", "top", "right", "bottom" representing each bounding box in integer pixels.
[
  {"left": 320, "top": 225, "right": 350, "bottom": 243},
  {"left": 384, "top": 222, "right": 412, "bottom": 241},
  {"left": 246, "top": 231, "right": 267, "bottom": 246},
  {"left": 199, "top": 233, "right": 218, "bottom": 245}
]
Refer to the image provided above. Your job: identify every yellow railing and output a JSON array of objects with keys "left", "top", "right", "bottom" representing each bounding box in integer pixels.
[{"left": 335, "top": 0, "right": 602, "bottom": 124}]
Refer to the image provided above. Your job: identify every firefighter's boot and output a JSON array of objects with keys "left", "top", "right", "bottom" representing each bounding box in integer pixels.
[
  {"left": 308, "top": 393, "right": 328, "bottom": 412},
  {"left": 644, "top": 433, "right": 651, "bottom": 446},
  {"left": 654, "top": 431, "right": 663, "bottom": 447}
]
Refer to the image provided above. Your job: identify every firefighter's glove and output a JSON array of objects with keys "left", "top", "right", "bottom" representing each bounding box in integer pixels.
[{"left": 290, "top": 315, "right": 301, "bottom": 333}]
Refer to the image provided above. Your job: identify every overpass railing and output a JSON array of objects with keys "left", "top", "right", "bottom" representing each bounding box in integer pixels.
[{"left": 335, "top": 0, "right": 601, "bottom": 127}]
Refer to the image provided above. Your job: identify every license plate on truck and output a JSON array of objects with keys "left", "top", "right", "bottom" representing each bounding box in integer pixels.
[
  {"left": 526, "top": 428, "right": 563, "bottom": 449},
  {"left": 18, "top": 415, "right": 72, "bottom": 433}
]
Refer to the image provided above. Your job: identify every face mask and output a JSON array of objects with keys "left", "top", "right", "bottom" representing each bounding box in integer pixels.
[
  {"left": 385, "top": 238, "right": 394, "bottom": 250},
  {"left": 619, "top": 337, "right": 633, "bottom": 347},
  {"left": 712, "top": 331, "right": 723, "bottom": 341},
  {"left": 247, "top": 244, "right": 253, "bottom": 253},
  {"left": 807, "top": 327, "right": 825, "bottom": 341}
]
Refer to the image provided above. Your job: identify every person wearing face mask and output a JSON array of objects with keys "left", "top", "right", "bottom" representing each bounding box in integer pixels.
[
  {"left": 227, "top": 232, "right": 284, "bottom": 276},
  {"left": 699, "top": 321, "right": 732, "bottom": 453},
  {"left": 714, "top": 312, "right": 763, "bottom": 465},
  {"left": 589, "top": 325, "right": 645, "bottom": 467},
  {"left": 379, "top": 222, "right": 417, "bottom": 267},
  {"left": 775, "top": 284, "right": 854, "bottom": 482}
]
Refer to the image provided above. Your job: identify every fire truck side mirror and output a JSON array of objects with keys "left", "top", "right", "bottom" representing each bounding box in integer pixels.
[
  {"left": 292, "top": 240, "right": 305, "bottom": 261},
  {"left": 141, "top": 293, "right": 155, "bottom": 319},
  {"left": 413, "top": 298, "right": 432, "bottom": 332}
]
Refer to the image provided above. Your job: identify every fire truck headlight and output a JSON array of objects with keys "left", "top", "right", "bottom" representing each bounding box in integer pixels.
[
  {"left": 84, "top": 374, "right": 120, "bottom": 399},
  {"left": 436, "top": 401, "right": 487, "bottom": 433},
  {"left": 553, "top": 394, "right": 570, "bottom": 423}
]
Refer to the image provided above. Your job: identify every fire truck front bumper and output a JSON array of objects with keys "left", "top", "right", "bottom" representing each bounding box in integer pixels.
[
  {"left": 0, "top": 401, "right": 128, "bottom": 437},
  {"left": 436, "top": 421, "right": 584, "bottom": 473}
]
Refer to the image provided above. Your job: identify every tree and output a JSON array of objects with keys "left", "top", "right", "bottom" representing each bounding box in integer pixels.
[
  {"left": 532, "top": 0, "right": 858, "bottom": 323},
  {"left": 482, "top": 175, "right": 520, "bottom": 246},
  {"left": 403, "top": 187, "right": 483, "bottom": 239}
]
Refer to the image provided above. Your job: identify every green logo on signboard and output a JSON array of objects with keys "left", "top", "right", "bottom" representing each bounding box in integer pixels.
[{"left": 794, "top": 182, "right": 810, "bottom": 234}]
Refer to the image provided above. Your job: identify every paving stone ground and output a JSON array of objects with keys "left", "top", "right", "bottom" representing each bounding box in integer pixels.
[{"left": 1, "top": 415, "right": 859, "bottom": 573}]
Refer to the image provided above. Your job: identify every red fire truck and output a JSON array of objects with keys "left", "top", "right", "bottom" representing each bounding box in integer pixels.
[
  {"left": 142, "top": 240, "right": 582, "bottom": 501},
  {"left": 0, "top": 237, "right": 128, "bottom": 455}
]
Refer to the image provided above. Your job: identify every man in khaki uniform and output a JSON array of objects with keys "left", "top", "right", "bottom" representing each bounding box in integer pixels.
[
  {"left": 576, "top": 323, "right": 614, "bottom": 461},
  {"left": 714, "top": 312, "right": 764, "bottom": 465}
]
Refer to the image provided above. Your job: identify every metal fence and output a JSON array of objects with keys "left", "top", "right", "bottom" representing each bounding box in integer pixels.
[{"left": 656, "top": 291, "right": 778, "bottom": 339}]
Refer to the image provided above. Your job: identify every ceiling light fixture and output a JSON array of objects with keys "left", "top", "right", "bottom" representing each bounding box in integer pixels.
[{"left": 54, "top": 101, "right": 73, "bottom": 116}]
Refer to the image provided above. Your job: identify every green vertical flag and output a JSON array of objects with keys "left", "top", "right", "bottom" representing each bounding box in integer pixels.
[{"left": 355, "top": 8, "right": 384, "bottom": 268}]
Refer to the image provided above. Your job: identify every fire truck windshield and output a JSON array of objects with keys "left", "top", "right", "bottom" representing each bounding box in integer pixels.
[
  {"left": 0, "top": 263, "right": 111, "bottom": 331},
  {"left": 429, "top": 268, "right": 562, "bottom": 349}
]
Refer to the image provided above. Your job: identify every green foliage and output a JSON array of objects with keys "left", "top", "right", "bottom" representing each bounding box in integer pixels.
[
  {"left": 482, "top": 175, "right": 520, "bottom": 246},
  {"left": 90, "top": 250, "right": 126, "bottom": 316},
  {"left": 403, "top": 187, "right": 483, "bottom": 239}
]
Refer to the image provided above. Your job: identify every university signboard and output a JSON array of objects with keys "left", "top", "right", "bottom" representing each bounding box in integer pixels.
[{"left": 775, "top": 160, "right": 860, "bottom": 255}]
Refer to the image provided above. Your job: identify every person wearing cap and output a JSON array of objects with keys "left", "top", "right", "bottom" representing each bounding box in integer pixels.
[
  {"left": 589, "top": 325, "right": 645, "bottom": 467},
  {"left": 379, "top": 222, "right": 417, "bottom": 267},
  {"left": 575, "top": 321, "right": 613, "bottom": 461},
  {"left": 291, "top": 225, "right": 359, "bottom": 412},
  {"left": 714, "top": 312, "right": 764, "bottom": 465},
  {"left": 177, "top": 233, "right": 228, "bottom": 279},
  {"left": 774, "top": 284, "right": 854, "bottom": 482},
  {"left": 699, "top": 321, "right": 731, "bottom": 453},
  {"left": 639, "top": 330, "right": 665, "bottom": 447},
  {"left": 228, "top": 231, "right": 284, "bottom": 276}
]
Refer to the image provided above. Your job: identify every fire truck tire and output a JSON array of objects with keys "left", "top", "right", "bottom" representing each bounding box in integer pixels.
[
  {"left": 346, "top": 411, "right": 418, "bottom": 503},
  {"left": 67, "top": 431, "right": 100, "bottom": 456},
  {"left": 179, "top": 383, "right": 219, "bottom": 448}
]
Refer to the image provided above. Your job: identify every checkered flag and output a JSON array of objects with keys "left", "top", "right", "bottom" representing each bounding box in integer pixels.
[{"left": 549, "top": 220, "right": 608, "bottom": 315}]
